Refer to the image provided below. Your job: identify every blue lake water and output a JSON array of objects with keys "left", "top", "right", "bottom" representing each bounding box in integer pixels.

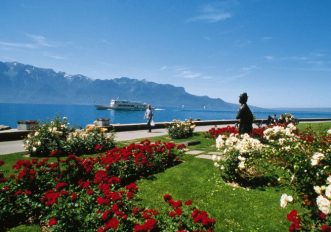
[{"left": 1, "top": 103, "right": 331, "bottom": 128}]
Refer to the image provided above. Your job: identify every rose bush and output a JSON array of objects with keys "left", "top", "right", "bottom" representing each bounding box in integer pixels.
[
  {"left": 167, "top": 119, "right": 196, "bottom": 139},
  {"left": 24, "top": 117, "right": 115, "bottom": 157},
  {"left": 211, "top": 122, "right": 331, "bottom": 230},
  {"left": 1, "top": 140, "right": 216, "bottom": 231}
]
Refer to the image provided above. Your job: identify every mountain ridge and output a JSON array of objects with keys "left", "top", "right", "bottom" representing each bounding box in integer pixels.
[{"left": 0, "top": 61, "right": 239, "bottom": 110}]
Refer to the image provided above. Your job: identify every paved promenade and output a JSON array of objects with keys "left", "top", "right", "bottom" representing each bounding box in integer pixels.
[
  {"left": 0, "top": 125, "right": 216, "bottom": 155},
  {"left": 1, "top": 120, "right": 330, "bottom": 156}
]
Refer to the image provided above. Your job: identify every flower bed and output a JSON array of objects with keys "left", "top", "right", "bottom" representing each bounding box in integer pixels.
[
  {"left": 207, "top": 126, "right": 267, "bottom": 141},
  {"left": 0, "top": 140, "right": 216, "bottom": 231},
  {"left": 212, "top": 122, "right": 331, "bottom": 231},
  {"left": 167, "top": 119, "right": 196, "bottom": 139}
]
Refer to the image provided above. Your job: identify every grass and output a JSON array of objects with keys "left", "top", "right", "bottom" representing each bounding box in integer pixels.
[
  {"left": 297, "top": 121, "right": 331, "bottom": 133},
  {"left": 2, "top": 122, "right": 330, "bottom": 231},
  {"left": 135, "top": 156, "right": 302, "bottom": 231}
]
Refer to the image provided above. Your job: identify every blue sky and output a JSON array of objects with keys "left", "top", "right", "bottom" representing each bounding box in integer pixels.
[{"left": 1, "top": 0, "right": 331, "bottom": 108}]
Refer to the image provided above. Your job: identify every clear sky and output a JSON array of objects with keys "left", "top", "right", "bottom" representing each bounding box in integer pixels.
[{"left": 1, "top": 0, "right": 331, "bottom": 108}]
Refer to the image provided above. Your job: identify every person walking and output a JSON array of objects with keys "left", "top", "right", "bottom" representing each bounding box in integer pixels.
[
  {"left": 144, "top": 104, "right": 153, "bottom": 132},
  {"left": 236, "top": 92, "right": 253, "bottom": 135}
]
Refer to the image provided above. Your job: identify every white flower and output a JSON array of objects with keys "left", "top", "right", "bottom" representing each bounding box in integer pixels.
[
  {"left": 327, "top": 176, "right": 331, "bottom": 185},
  {"left": 238, "top": 161, "right": 245, "bottom": 170},
  {"left": 317, "top": 195, "right": 331, "bottom": 215},
  {"left": 311, "top": 152, "right": 325, "bottom": 166},
  {"left": 37, "top": 141, "right": 41, "bottom": 146},
  {"left": 314, "top": 186, "right": 322, "bottom": 195},
  {"left": 326, "top": 185, "right": 331, "bottom": 199},
  {"left": 327, "top": 129, "right": 331, "bottom": 134},
  {"left": 32, "top": 147, "right": 37, "bottom": 152},
  {"left": 280, "top": 193, "right": 293, "bottom": 208},
  {"left": 34, "top": 131, "right": 39, "bottom": 136}
]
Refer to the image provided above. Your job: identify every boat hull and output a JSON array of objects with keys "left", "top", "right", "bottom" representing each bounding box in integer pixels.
[{"left": 95, "top": 105, "right": 146, "bottom": 111}]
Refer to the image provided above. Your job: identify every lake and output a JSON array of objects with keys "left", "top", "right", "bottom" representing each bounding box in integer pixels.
[{"left": 1, "top": 103, "right": 331, "bottom": 128}]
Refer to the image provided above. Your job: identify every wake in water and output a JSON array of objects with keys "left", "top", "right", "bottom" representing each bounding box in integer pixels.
[{"left": 154, "top": 108, "right": 165, "bottom": 111}]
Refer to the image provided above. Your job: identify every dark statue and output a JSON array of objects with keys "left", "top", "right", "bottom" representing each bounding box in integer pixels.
[{"left": 236, "top": 92, "right": 253, "bottom": 134}]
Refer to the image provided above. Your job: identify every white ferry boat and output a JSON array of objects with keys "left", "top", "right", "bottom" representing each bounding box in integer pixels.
[{"left": 95, "top": 99, "right": 148, "bottom": 111}]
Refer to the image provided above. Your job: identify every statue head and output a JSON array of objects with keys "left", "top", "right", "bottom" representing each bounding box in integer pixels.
[{"left": 239, "top": 92, "right": 248, "bottom": 104}]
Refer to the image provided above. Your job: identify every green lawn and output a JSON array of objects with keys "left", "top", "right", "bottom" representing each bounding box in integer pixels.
[
  {"left": 2, "top": 122, "right": 330, "bottom": 231},
  {"left": 135, "top": 156, "right": 302, "bottom": 231},
  {"left": 297, "top": 121, "right": 331, "bottom": 133}
]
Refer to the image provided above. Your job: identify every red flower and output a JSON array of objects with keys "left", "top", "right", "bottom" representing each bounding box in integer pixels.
[
  {"left": 169, "top": 210, "right": 177, "bottom": 217},
  {"left": 87, "top": 188, "right": 94, "bottom": 195},
  {"left": 163, "top": 193, "right": 172, "bottom": 202},
  {"left": 321, "top": 213, "right": 327, "bottom": 220},
  {"left": 321, "top": 225, "right": 331, "bottom": 232},
  {"left": 126, "top": 182, "right": 138, "bottom": 193},
  {"left": 78, "top": 179, "right": 91, "bottom": 189},
  {"left": 42, "top": 190, "right": 61, "bottom": 206},
  {"left": 132, "top": 207, "right": 140, "bottom": 216},
  {"left": 101, "top": 210, "right": 111, "bottom": 221},
  {"left": 134, "top": 219, "right": 157, "bottom": 232},
  {"left": 55, "top": 182, "right": 68, "bottom": 190},
  {"left": 48, "top": 217, "right": 57, "bottom": 226},
  {"left": 168, "top": 199, "right": 182, "bottom": 208},
  {"left": 185, "top": 199, "right": 192, "bottom": 206},
  {"left": 94, "top": 170, "right": 108, "bottom": 184},
  {"left": 105, "top": 217, "right": 119, "bottom": 230},
  {"left": 95, "top": 144, "right": 103, "bottom": 151},
  {"left": 175, "top": 207, "right": 182, "bottom": 216},
  {"left": 287, "top": 210, "right": 300, "bottom": 231},
  {"left": 71, "top": 192, "right": 78, "bottom": 201},
  {"left": 96, "top": 196, "right": 109, "bottom": 205},
  {"left": 0, "top": 160, "right": 5, "bottom": 166},
  {"left": 50, "top": 150, "right": 58, "bottom": 157}
]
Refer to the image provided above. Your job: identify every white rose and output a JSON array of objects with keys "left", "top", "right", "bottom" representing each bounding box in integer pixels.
[
  {"left": 317, "top": 195, "right": 331, "bottom": 215},
  {"left": 32, "top": 147, "right": 37, "bottom": 152},
  {"left": 280, "top": 193, "right": 293, "bottom": 208},
  {"left": 326, "top": 185, "right": 331, "bottom": 199},
  {"left": 238, "top": 161, "right": 245, "bottom": 170},
  {"left": 327, "top": 176, "right": 331, "bottom": 185},
  {"left": 311, "top": 152, "right": 325, "bottom": 166},
  {"left": 314, "top": 186, "right": 322, "bottom": 195}
]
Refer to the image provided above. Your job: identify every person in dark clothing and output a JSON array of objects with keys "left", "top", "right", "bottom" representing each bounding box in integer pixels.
[
  {"left": 236, "top": 92, "right": 253, "bottom": 135},
  {"left": 144, "top": 104, "right": 153, "bottom": 132}
]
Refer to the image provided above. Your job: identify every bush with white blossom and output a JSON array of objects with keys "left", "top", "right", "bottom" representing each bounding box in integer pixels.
[
  {"left": 213, "top": 132, "right": 281, "bottom": 186},
  {"left": 167, "top": 119, "right": 196, "bottom": 139},
  {"left": 24, "top": 117, "right": 115, "bottom": 157}
]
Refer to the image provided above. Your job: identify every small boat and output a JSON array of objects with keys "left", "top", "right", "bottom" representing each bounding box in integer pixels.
[{"left": 95, "top": 99, "right": 148, "bottom": 111}]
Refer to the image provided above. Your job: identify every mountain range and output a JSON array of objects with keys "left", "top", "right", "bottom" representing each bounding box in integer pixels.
[{"left": 0, "top": 61, "right": 239, "bottom": 110}]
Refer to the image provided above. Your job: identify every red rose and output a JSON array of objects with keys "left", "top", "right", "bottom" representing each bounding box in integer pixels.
[
  {"left": 163, "top": 194, "right": 172, "bottom": 202},
  {"left": 71, "top": 192, "right": 78, "bottom": 201},
  {"left": 185, "top": 199, "right": 192, "bottom": 206},
  {"left": 105, "top": 217, "right": 119, "bottom": 230},
  {"left": 49, "top": 217, "right": 57, "bottom": 226},
  {"left": 50, "top": 150, "right": 58, "bottom": 157},
  {"left": 321, "top": 225, "right": 331, "bottom": 232}
]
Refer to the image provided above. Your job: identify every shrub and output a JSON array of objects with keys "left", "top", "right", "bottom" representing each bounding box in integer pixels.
[
  {"left": 23, "top": 117, "right": 70, "bottom": 157},
  {"left": 0, "top": 141, "right": 215, "bottom": 231},
  {"left": 167, "top": 119, "right": 196, "bottom": 139},
  {"left": 23, "top": 117, "right": 115, "bottom": 157}
]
